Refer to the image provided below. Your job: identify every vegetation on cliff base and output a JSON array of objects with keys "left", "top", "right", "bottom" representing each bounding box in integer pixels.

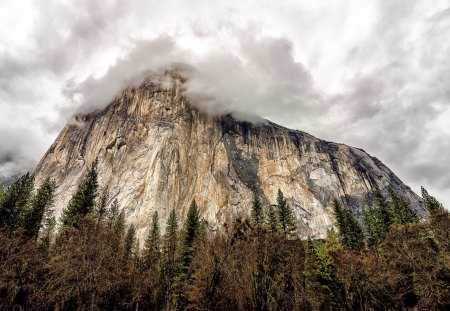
[{"left": 0, "top": 169, "right": 449, "bottom": 310}]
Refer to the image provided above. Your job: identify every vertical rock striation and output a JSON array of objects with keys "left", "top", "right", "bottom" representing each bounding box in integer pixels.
[{"left": 34, "top": 74, "right": 423, "bottom": 241}]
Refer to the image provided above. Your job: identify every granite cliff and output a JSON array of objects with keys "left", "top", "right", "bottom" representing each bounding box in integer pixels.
[{"left": 33, "top": 73, "right": 423, "bottom": 241}]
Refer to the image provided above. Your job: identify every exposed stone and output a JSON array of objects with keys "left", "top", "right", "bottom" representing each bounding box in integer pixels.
[{"left": 33, "top": 74, "right": 423, "bottom": 242}]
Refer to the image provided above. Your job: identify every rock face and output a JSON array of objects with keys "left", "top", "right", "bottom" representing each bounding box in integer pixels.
[{"left": 34, "top": 74, "right": 423, "bottom": 241}]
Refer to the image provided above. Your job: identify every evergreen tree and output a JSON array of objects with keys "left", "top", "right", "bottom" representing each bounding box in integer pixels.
[
  {"left": 267, "top": 205, "right": 278, "bottom": 233},
  {"left": 175, "top": 200, "right": 201, "bottom": 309},
  {"left": 23, "top": 177, "right": 56, "bottom": 238},
  {"left": 276, "top": 189, "right": 296, "bottom": 236},
  {"left": 124, "top": 224, "right": 137, "bottom": 261},
  {"left": 107, "top": 199, "right": 120, "bottom": 228},
  {"left": 363, "top": 207, "right": 388, "bottom": 247},
  {"left": 114, "top": 208, "right": 126, "bottom": 236},
  {"left": 421, "top": 187, "right": 445, "bottom": 216},
  {"left": 251, "top": 190, "right": 264, "bottom": 226},
  {"left": 143, "top": 211, "right": 161, "bottom": 270},
  {"left": 362, "top": 188, "right": 392, "bottom": 247},
  {"left": 388, "top": 188, "right": 418, "bottom": 225},
  {"left": 373, "top": 188, "right": 392, "bottom": 231},
  {"left": 179, "top": 200, "right": 201, "bottom": 272},
  {"left": 61, "top": 159, "right": 99, "bottom": 228},
  {"left": 333, "top": 199, "right": 364, "bottom": 250},
  {"left": 162, "top": 208, "right": 179, "bottom": 310},
  {"left": 0, "top": 173, "right": 34, "bottom": 231}
]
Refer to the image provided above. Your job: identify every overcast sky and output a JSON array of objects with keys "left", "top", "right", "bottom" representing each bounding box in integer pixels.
[{"left": 0, "top": 0, "right": 449, "bottom": 205}]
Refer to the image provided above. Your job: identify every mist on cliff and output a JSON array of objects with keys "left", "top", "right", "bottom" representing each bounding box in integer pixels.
[{"left": 1, "top": 0, "right": 450, "bottom": 204}]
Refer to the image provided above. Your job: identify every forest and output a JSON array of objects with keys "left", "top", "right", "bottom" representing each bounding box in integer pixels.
[{"left": 0, "top": 159, "right": 449, "bottom": 311}]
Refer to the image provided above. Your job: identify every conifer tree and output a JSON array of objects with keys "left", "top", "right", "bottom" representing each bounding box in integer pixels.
[
  {"left": 363, "top": 207, "right": 387, "bottom": 247},
  {"left": 333, "top": 199, "right": 364, "bottom": 250},
  {"left": 421, "top": 187, "right": 445, "bottom": 216},
  {"left": 0, "top": 173, "right": 34, "bottom": 231},
  {"left": 388, "top": 188, "right": 418, "bottom": 225},
  {"left": 251, "top": 190, "right": 264, "bottom": 226},
  {"left": 114, "top": 208, "right": 126, "bottom": 236},
  {"left": 267, "top": 205, "right": 278, "bottom": 233},
  {"left": 373, "top": 188, "right": 392, "bottom": 231},
  {"left": 175, "top": 200, "right": 201, "bottom": 309},
  {"left": 143, "top": 211, "right": 161, "bottom": 270},
  {"left": 162, "top": 208, "right": 178, "bottom": 310},
  {"left": 276, "top": 189, "right": 296, "bottom": 236},
  {"left": 124, "top": 224, "right": 137, "bottom": 261},
  {"left": 61, "top": 159, "right": 99, "bottom": 228},
  {"left": 23, "top": 177, "right": 56, "bottom": 238}
]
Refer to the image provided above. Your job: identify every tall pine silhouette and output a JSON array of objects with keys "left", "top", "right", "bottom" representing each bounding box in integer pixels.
[
  {"left": 333, "top": 199, "right": 364, "bottom": 250},
  {"left": 61, "top": 159, "right": 99, "bottom": 227}
]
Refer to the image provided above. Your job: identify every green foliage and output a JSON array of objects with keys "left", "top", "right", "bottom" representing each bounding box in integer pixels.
[
  {"left": 421, "top": 187, "right": 445, "bottom": 216},
  {"left": 61, "top": 159, "right": 99, "bottom": 228},
  {"left": 0, "top": 173, "right": 34, "bottom": 231},
  {"left": 124, "top": 224, "right": 137, "bottom": 261},
  {"left": 143, "top": 211, "right": 161, "bottom": 270},
  {"left": 114, "top": 208, "right": 126, "bottom": 237},
  {"left": 175, "top": 200, "right": 202, "bottom": 309},
  {"left": 276, "top": 189, "right": 296, "bottom": 236},
  {"left": 251, "top": 190, "right": 264, "bottom": 226},
  {"left": 166, "top": 208, "right": 178, "bottom": 235},
  {"left": 266, "top": 204, "right": 278, "bottom": 232},
  {"left": 364, "top": 206, "right": 388, "bottom": 247},
  {"left": 333, "top": 199, "right": 364, "bottom": 250},
  {"left": 388, "top": 188, "right": 419, "bottom": 225},
  {"left": 23, "top": 177, "right": 56, "bottom": 238},
  {"left": 306, "top": 235, "right": 344, "bottom": 310}
]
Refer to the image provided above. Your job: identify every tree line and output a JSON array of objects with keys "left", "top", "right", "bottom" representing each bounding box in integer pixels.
[{"left": 0, "top": 160, "right": 449, "bottom": 310}]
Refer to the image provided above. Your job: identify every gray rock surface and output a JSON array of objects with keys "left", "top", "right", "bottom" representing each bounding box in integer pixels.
[{"left": 34, "top": 73, "right": 423, "bottom": 242}]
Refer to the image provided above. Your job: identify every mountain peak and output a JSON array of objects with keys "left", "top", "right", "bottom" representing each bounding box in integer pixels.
[{"left": 34, "top": 77, "right": 423, "bottom": 241}]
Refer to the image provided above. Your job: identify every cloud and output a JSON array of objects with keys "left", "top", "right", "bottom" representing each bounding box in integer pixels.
[{"left": 0, "top": 0, "right": 449, "bottom": 205}]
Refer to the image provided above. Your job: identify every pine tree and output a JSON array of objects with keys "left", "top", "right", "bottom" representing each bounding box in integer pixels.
[
  {"left": 175, "top": 200, "right": 201, "bottom": 309},
  {"left": 333, "top": 199, "right": 364, "bottom": 250},
  {"left": 162, "top": 209, "right": 179, "bottom": 310},
  {"left": 114, "top": 208, "right": 126, "bottom": 236},
  {"left": 178, "top": 200, "right": 201, "bottom": 274},
  {"left": 251, "top": 190, "right": 264, "bottom": 226},
  {"left": 421, "top": 187, "right": 445, "bottom": 216},
  {"left": 61, "top": 159, "right": 99, "bottom": 228},
  {"left": 388, "top": 188, "right": 418, "bottom": 225},
  {"left": 363, "top": 207, "right": 387, "bottom": 247},
  {"left": 143, "top": 211, "right": 161, "bottom": 270},
  {"left": 0, "top": 173, "right": 34, "bottom": 231},
  {"left": 267, "top": 205, "right": 278, "bottom": 233},
  {"left": 124, "top": 224, "right": 137, "bottom": 261},
  {"left": 373, "top": 188, "right": 392, "bottom": 231},
  {"left": 23, "top": 177, "right": 56, "bottom": 238},
  {"left": 276, "top": 189, "right": 296, "bottom": 236}
]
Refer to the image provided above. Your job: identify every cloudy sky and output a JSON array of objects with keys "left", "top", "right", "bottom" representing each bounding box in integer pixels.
[{"left": 0, "top": 0, "right": 449, "bottom": 205}]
